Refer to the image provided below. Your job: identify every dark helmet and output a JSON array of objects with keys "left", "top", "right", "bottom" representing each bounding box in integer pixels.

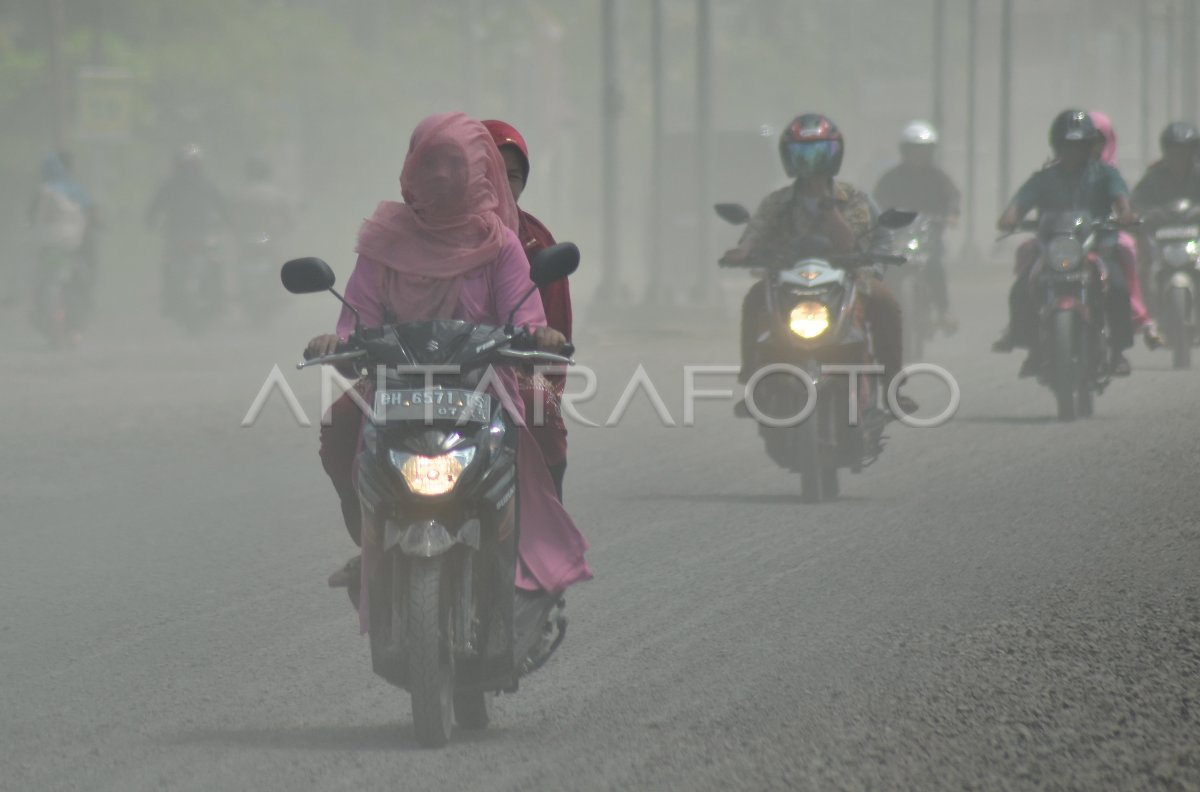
[
  {"left": 1048, "top": 109, "right": 1097, "bottom": 151},
  {"left": 1160, "top": 121, "right": 1200, "bottom": 152},
  {"left": 779, "top": 113, "right": 844, "bottom": 179}
]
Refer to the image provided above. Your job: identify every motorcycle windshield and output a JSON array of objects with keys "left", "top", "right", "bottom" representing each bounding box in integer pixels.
[
  {"left": 1038, "top": 211, "right": 1092, "bottom": 240},
  {"left": 363, "top": 320, "right": 509, "bottom": 368}
]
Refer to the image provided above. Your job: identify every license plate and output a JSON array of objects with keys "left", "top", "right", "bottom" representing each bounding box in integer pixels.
[
  {"left": 375, "top": 389, "right": 492, "bottom": 423},
  {"left": 1156, "top": 226, "right": 1200, "bottom": 241}
]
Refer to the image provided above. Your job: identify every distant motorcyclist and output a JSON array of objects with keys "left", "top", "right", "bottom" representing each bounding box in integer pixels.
[
  {"left": 994, "top": 110, "right": 1139, "bottom": 376},
  {"left": 873, "top": 120, "right": 960, "bottom": 333},
  {"left": 1132, "top": 121, "right": 1200, "bottom": 210},
  {"left": 27, "top": 151, "right": 92, "bottom": 341},
  {"left": 145, "top": 144, "right": 230, "bottom": 318},
  {"left": 721, "top": 113, "right": 915, "bottom": 414}
]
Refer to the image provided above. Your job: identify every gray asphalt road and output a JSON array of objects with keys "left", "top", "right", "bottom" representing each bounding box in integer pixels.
[{"left": 2, "top": 266, "right": 1198, "bottom": 792}]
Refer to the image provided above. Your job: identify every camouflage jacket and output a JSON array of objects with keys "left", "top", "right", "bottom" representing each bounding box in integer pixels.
[{"left": 736, "top": 180, "right": 891, "bottom": 267}]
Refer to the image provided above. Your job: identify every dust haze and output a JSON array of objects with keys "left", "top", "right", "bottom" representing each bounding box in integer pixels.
[{"left": 3, "top": 1, "right": 1199, "bottom": 790}]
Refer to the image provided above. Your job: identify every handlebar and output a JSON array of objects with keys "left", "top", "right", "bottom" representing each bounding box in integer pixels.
[
  {"left": 296, "top": 333, "right": 575, "bottom": 371},
  {"left": 719, "top": 252, "right": 905, "bottom": 270}
]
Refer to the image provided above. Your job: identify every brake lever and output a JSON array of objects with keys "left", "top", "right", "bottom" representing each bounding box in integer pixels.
[{"left": 296, "top": 349, "right": 367, "bottom": 370}]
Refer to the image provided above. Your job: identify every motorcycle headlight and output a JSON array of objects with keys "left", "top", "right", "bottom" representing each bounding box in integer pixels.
[
  {"left": 389, "top": 447, "right": 476, "bottom": 496},
  {"left": 1046, "top": 236, "right": 1084, "bottom": 272},
  {"left": 789, "top": 301, "right": 831, "bottom": 339},
  {"left": 906, "top": 238, "right": 920, "bottom": 251},
  {"left": 1164, "top": 242, "right": 1195, "bottom": 268}
]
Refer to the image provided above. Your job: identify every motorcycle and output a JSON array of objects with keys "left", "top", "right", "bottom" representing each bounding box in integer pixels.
[
  {"left": 714, "top": 203, "right": 915, "bottom": 503},
  {"left": 170, "top": 236, "right": 224, "bottom": 334},
  {"left": 888, "top": 214, "right": 941, "bottom": 361},
  {"left": 1003, "top": 213, "right": 1120, "bottom": 421},
  {"left": 1145, "top": 198, "right": 1200, "bottom": 369},
  {"left": 31, "top": 248, "right": 86, "bottom": 347},
  {"left": 238, "top": 232, "right": 286, "bottom": 328},
  {"left": 281, "top": 244, "right": 579, "bottom": 748}
]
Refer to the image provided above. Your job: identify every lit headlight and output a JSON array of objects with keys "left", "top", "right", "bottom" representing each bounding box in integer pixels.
[
  {"left": 1188, "top": 240, "right": 1199, "bottom": 257},
  {"left": 1164, "top": 242, "right": 1195, "bottom": 268},
  {"left": 906, "top": 238, "right": 920, "bottom": 251},
  {"left": 789, "top": 301, "right": 831, "bottom": 339},
  {"left": 389, "top": 448, "right": 476, "bottom": 496}
]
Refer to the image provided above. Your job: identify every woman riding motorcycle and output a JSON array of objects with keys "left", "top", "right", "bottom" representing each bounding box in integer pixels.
[
  {"left": 482, "top": 119, "right": 572, "bottom": 501},
  {"left": 313, "top": 112, "right": 591, "bottom": 597}
]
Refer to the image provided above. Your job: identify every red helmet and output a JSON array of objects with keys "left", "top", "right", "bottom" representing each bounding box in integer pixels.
[
  {"left": 482, "top": 119, "right": 530, "bottom": 183},
  {"left": 779, "top": 113, "right": 844, "bottom": 179}
]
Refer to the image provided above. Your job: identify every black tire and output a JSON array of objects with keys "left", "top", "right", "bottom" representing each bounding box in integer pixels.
[
  {"left": 821, "top": 466, "right": 840, "bottom": 500},
  {"left": 797, "top": 409, "right": 823, "bottom": 504},
  {"left": 1053, "top": 311, "right": 1077, "bottom": 422},
  {"left": 406, "top": 556, "right": 453, "bottom": 748},
  {"left": 453, "top": 690, "right": 491, "bottom": 730},
  {"left": 1168, "top": 286, "right": 1192, "bottom": 370},
  {"left": 900, "top": 276, "right": 924, "bottom": 361}
]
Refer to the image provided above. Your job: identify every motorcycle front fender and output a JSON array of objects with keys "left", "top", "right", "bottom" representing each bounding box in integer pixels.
[
  {"left": 384, "top": 517, "right": 481, "bottom": 557},
  {"left": 1169, "top": 270, "right": 1194, "bottom": 291}
]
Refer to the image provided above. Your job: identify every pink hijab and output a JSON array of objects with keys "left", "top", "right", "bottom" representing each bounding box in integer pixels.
[
  {"left": 355, "top": 112, "right": 520, "bottom": 321},
  {"left": 1091, "top": 110, "right": 1118, "bottom": 166}
]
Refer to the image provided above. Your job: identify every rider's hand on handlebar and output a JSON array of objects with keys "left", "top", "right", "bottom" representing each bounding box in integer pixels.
[
  {"left": 719, "top": 247, "right": 749, "bottom": 266},
  {"left": 533, "top": 327, "right": 568, "bottom": 353},
  {"left": 997, "top": 206, "right": 1020, "bottom": 233},
  {"left": 305, "top": 334, "right": 342, "bottom": 360}
]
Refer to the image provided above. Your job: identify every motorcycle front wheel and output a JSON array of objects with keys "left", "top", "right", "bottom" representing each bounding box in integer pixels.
[
  {"left": 1052, "top": 311, "right": 1078, "bottom": 422},
  {"left": 1168, "top": 285, "right": 1192, "bottom": 370},
  {"left": 405, "top": 556, "right": 454, "bottom": 748}
]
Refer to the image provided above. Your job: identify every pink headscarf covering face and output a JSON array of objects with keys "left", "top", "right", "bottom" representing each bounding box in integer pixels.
[{"left": 355, "top": 112, "right": 520, "bottom": 321}]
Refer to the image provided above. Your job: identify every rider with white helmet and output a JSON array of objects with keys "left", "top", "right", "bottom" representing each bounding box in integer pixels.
[{"left": 874, "top": 120, "right": 960, "bottom": 333}]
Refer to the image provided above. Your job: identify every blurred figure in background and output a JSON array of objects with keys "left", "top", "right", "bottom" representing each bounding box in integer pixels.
[
  {"left": 1133, "top": 122, "right": 1200, "bottom": 209},
  {"left": 145, "top": 144, "right": 230, "bottom": 321},
  {"left": 483, "top": 119, "right": 572, "bottom": 501},
  {"left": 231, "top": 157, "right": 296, "bottom": 326},
  {"left": 873, "top": 120, "right": 959, "bottom": 333},
  {"left": 27, "top": 150, "right": 94, "bottom": 344}
]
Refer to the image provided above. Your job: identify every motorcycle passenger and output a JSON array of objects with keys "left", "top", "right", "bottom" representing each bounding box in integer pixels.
[
  {"left": 722, "top": 113, "right": 915, "bottom": 414},
  {"left": 1132, "top": 121, "right": 1200, "bottom": 210},
  {"left": 145, "top": 144, "right": 230, "bottom": 318},
  {"left": 994, "top": 110, "right": 1139, "bottom": 377},
  {"left": 1091, "top": 111, "right": 1162, "bottom": 350},
  {"left": 483, "top": 119, "right": 572, "bottom": 501},
  {"left": 312, "top": 112, "right": 591, "bottom": 598},
  {"left": 873, "top": 120, "right": 960, "bottom": 333},
  {"left": 28, "top": 151, "right": 92, "bottom": 341}
]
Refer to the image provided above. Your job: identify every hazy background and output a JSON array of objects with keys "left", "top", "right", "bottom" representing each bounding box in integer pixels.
[{"left": 3, "top": 0, "right": 1198, "bottom": 318}]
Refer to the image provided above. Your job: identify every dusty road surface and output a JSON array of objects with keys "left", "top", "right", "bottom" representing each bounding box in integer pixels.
[{"left": 2, "top": 265, "right": 1198, "bottom": 792}]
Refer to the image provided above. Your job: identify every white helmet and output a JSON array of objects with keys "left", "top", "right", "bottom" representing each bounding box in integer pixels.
[{"left": 900, "top": 120, "right": 939, "bottom": 146}]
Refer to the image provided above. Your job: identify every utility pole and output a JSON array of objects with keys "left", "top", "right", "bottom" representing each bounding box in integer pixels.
[
  {"left": 1184, "top": 0, "right": 1198, "bottom": 121},
  {"left": 1167, "top": 1, "right": 1178, "bottom": 120},
  {"left": 49, "top": 0, "right": 66, "bottom": 148},
  {"left": 932, "top": 0, "right": 945, "bottom": 140},
  {"left": 997, "top": 0, "right": 1014, "bottom": 213},
  {"left": 964, "top": 0, "right": 978, "bottom": 258},
  {"left": 1141, "top": 0, "right": 1153, "bottom": 167},
  {"left": 644, "top": 0, "right": 665, "bottom": 305},
  {"left": 596, "top": 0, "right": 624, "bottom": 305},
  {"left": 693, "top": 0, "right": 713, "bottom": 303}
]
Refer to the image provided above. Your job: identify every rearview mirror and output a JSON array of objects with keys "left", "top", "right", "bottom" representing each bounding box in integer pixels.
[
  {"left": 714, "top": 203, "right": 752, "bottom": 226},
  {"left": 281, "top": 257, "right": 336, "bottom": 294},
  {"left": 530, "top": 242, "right": 580, "bottom": 286},
  {"left": 878, "top": 209, "right": 919, "bottom": 230}
]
